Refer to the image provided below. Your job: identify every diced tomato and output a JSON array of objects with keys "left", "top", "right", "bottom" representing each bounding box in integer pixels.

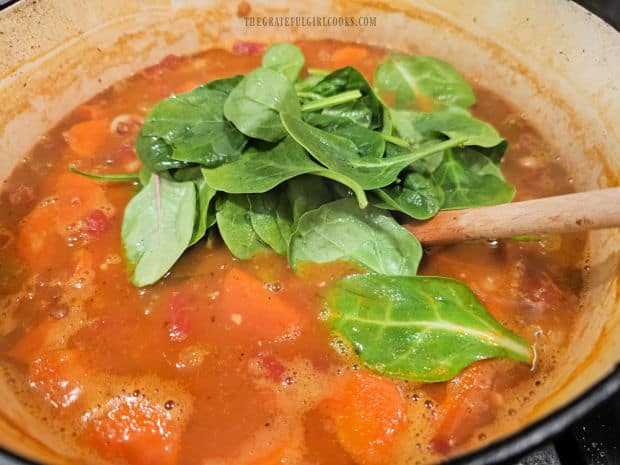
[
  {"left": 520, "top": 268, "right": 576, "bottom": 311},
  {"left": 232, "top": 41, "right": 265, "bottom": 55},
  {"left": 216, "top": 267, "right": 302, "bottom": 342},
  {"left": 84, "top": 209, "right": 109, "bottom": 237},
  {"left": 167, "top": 291, "right": 192, "bottom": 343},
  {"left": 331, "top": 46, "right": 368, "bottom": 68},
  {"left": 84, "top": 395, "right": 180, "bottom": 465},
  {"left": 63, "top": 119, "right": 109, "bottom": 156},
  {"left": 430, "top": 362, "right": 503, "bottom": 454},
  {"left": 28, "top": 349, "right": 88, "bottom": 411},
  {"left": 328, "top": 371, "right": 406, "bottom": 465},
  {"left": 10, "top": 320, "right": 60, "bottom": 363},
  {"left": 254, "top": 352, "right": 286, "bottom": 383}
]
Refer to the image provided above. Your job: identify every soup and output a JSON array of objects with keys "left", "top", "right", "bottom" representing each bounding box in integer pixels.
[{"left": 0, "top": 40, "right": 583, "bottom": 465}]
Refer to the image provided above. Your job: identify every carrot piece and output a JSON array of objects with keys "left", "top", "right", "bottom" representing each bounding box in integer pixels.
[
  {"left": 16, "top": 201, "right": 61, "bottom": 269},
  {"left": 28, "top": 349, "right": 88, "bottom": 411},
  {"left": 9, "top": 320, "right": 59, "bottom": 363},
  {"left": 430, "top": 362, "right": 502, "bottom": 454},
  {"left": 217, "top": 267, "right": 302, "bottom": 342},
  {"left": 331, "top": 46, "right": 369, "bottom": 68},
  {"left": 75, "top": 104, "right": 107, "bottom": 120},
  {"left": 63, "top": 119, "right": 109, "bottom": 156},
  {"left": 245, "top": 442, "right": 288, "bottom": 465},
  {"left": 329, "top": 371, "right": 407, "bottom": 465},
  {"left": 84, "top": 395, "right": 180, "bottom": 465}
]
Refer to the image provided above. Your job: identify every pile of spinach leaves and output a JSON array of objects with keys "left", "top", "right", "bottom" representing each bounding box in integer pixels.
[{"left": 77, "top": 43, "right": 531, "bottom": 382}]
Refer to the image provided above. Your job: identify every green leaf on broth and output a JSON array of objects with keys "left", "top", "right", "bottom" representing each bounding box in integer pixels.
[
  {"left": 289, "top": 198, "right": 422, "bottom": 276},
  {"left": 433, "top": 148, "right": 516, "bottom": 209},
  {"left": 215, "top": 194, "right": 267, "bottom": 259},
  {"left": 224, "top": 67, "right": 301, "bottom": 142},
  {"left": 327, "top": 274, "right": 533, "bottom": 382},
  {"left": 262, "top": 42, "right": 305, "bottom": 82},
  {"left": 248, "top": 189, "right": 295, "bottom": 255},
  {"left": 201, "top": 136, "right": 368, "bottom": 208},
  {"left": 373, "top": 171, "right": 445, "bottom": 220},
  {"left": 306, "top": 66, "right": 384, "bottom": 129},
  {"left": 390, "top": 108, "right": 504, "bottom": 147},
  {"left": 137, "top": 76, "right": 247, "bottom": 169},
  {"left": 281, "top": 112, "right": 465, "bottom": 190},
  {"left": 374, "top": 54, "right": 476, "bottom": 109},
  {"left": 302, "top": 112, "right": 385, "bottom": 158},
  {"left": 122, "top": 174, "right": 196, "bottom": 287}
]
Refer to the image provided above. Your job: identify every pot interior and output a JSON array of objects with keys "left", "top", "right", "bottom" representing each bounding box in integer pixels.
[{"left": 0, "top": 0, "right": 618, "bottom": 463}]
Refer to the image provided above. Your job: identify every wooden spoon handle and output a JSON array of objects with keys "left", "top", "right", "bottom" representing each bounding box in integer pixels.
[{"left": 406, "top": 188, "right": 620, "bottom": 245}]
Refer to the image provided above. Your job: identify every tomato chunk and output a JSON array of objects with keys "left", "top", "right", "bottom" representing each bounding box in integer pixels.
[
  {"left": 216, "top": 267, "right": 302, "bottom": 342},
  {"left": 84, "top": 395, "right": 180, "bottom": 465},
  {"left": 328, "top": 371, "right": 406, "bottom": 465}
]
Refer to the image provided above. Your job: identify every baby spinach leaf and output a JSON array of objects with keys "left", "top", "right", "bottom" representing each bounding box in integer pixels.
[
  {"left": 122, "top": 174, "right": 196, "bottom": 287},
  {"left": 327, "top": 274, "right": 533, "bottom": 382},
  {"left": 136, "top": 134, "right": 189, "bottom": 172},
  {"left": 202, "top": 137, "right": 315, "bottom": 193},
  {"left": 374, "top": 54, "right": 475, "bottom": 109},
  {"left": 433, "top": 148, "right": 516, "bottom": 209},
  {"left": 286, "top": 175, "right": 335, "bottom": 223},
  {"left": 289, "top": 198, "right": 422, "bottom": 275},
  {"left": 302, "top": 113, "right": 385, "bottom": 158},
  {"left": 202, "top": 136, "right": 368, "bottom": 208},
  {"left": 215, "top": 194, "right": 266, "bottom": 259},
  {"left": 190, "top": 171, "right": 217, "bottom": 246},
  {"left": 308, "top": 66, "right": 383, "bottom": 129},
  {"left": 385, "top": 141, "right": 444, "bottom": 174},
  {"left": 262, "top": 42, "right": 305, "bottom": 82},
  {"left": 224, "top": 68, "right": 301, "bottom": 142},
  {"left": 138, "top": 76, "right": 247, "bottom": 168},
  {"left": 248, "top": 189, "right": 294, "bottom": 255},
  {"left": 374, "top": 172, "right": 445, "bottom": 220},
  {"left": 390, "top": 108, "right": 503, "bottom": 147},
  {"left": 281, "top": 112, "right": 464, "bottom": 190}
]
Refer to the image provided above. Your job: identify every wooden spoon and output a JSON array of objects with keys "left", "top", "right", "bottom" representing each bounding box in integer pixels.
[{"left": 406, "top": 188, "right": 620, "bottom": 245}]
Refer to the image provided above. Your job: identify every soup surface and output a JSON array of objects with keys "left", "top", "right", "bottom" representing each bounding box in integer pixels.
[{"left": 0, "top": 40, "right": 584, "bottom": 465}]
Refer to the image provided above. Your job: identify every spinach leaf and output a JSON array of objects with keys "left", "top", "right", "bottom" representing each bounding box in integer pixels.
[
  {"left": 328, "top": 274, "right": 533, "bottom": 382},
  {"left": 385, "top": 141, "right": 444, "bottom": 174},
  {"left": 224, "top": 68, "right": 301, "bottom": 142},
  {"left": 433, "top": 148, "right": 516, "bottom": 209},
  {"left": 248, "top": 189, "right": 294, "bottom": 255},
  {"left": 307, "top": 66, "right": 383, "bottom": 129},
  {"left": 202, "top": 137, "right": 315, "bottom": 193},
  {"left": 374, "top": 54, "right": 475, "bottom": 109},
  {"left": 121, "top": 174, "right": 196, "bottom": 287},
  {"left": 202, "top": 136, "right": 368, "bottom": 208},
  {"left": 136, "top": 134, "right": 189, "bottom": 172},
  {"left": 215, "top": 194, "right": 266, "bottom": 259},
  {"left": 286, "top": 175, "right": 334, "bottom": 223},
  {"left": 390, "top": 108, "right": 503, "bottom": 147},
  {"left": 138, "top": 76, "right": 247, "bottom": 169},
  {"left": 374, "top": 172, "right": 444, "bottom": 220},
  {"left": 262, "top": 43, "right": 305, "bottom": 82},
  {"left": 191, "top": 171, "right": 217, "bottom": 246},
  {"left": 289, "top": 198, "right": 422, "bottom": 275},
  {"left": 281, "top": 112, "right": 464, "bottom": 190},
  {"left": 302, "top": 113, "right": 385, "bottom": 158}
]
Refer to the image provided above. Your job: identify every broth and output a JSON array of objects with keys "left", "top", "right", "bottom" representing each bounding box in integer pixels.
[{"left": 0, "top": 40, "right": 584, "bottom": 465}]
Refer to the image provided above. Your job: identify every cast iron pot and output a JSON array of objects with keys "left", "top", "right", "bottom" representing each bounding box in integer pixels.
[{"left": 0, "top": 0, "right": 618, "bottom": 463}]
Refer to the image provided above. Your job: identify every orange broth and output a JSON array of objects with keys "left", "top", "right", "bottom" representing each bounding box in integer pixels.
[{"left": 0, "top": 40, "right": 584, "bottom": 465}]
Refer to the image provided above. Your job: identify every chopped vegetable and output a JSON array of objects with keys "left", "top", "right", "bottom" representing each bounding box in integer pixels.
[{"left": 63, "top": 119, "right": 109, "bottom": 156}]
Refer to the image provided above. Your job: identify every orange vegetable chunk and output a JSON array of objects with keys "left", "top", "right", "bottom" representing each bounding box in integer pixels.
[
  {"left": 329, "top": 371, "right": 407, "bottom": 465},
  {"left": 63, "top": 119, "right": 109, "bottom": 156},
  {"left": 84, "top": 395, "right": 180, "bottom": 465},
  {"left": 216, "top": 267, "right": 302, "bottom": 342},
  {"left": 331, "top": 46, "right": 368, "bottom": 68}
]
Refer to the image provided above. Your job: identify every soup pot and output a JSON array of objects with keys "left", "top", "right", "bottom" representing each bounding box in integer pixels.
[{"left": 0, "top": 0, "right": 619, "bottom": 463}]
